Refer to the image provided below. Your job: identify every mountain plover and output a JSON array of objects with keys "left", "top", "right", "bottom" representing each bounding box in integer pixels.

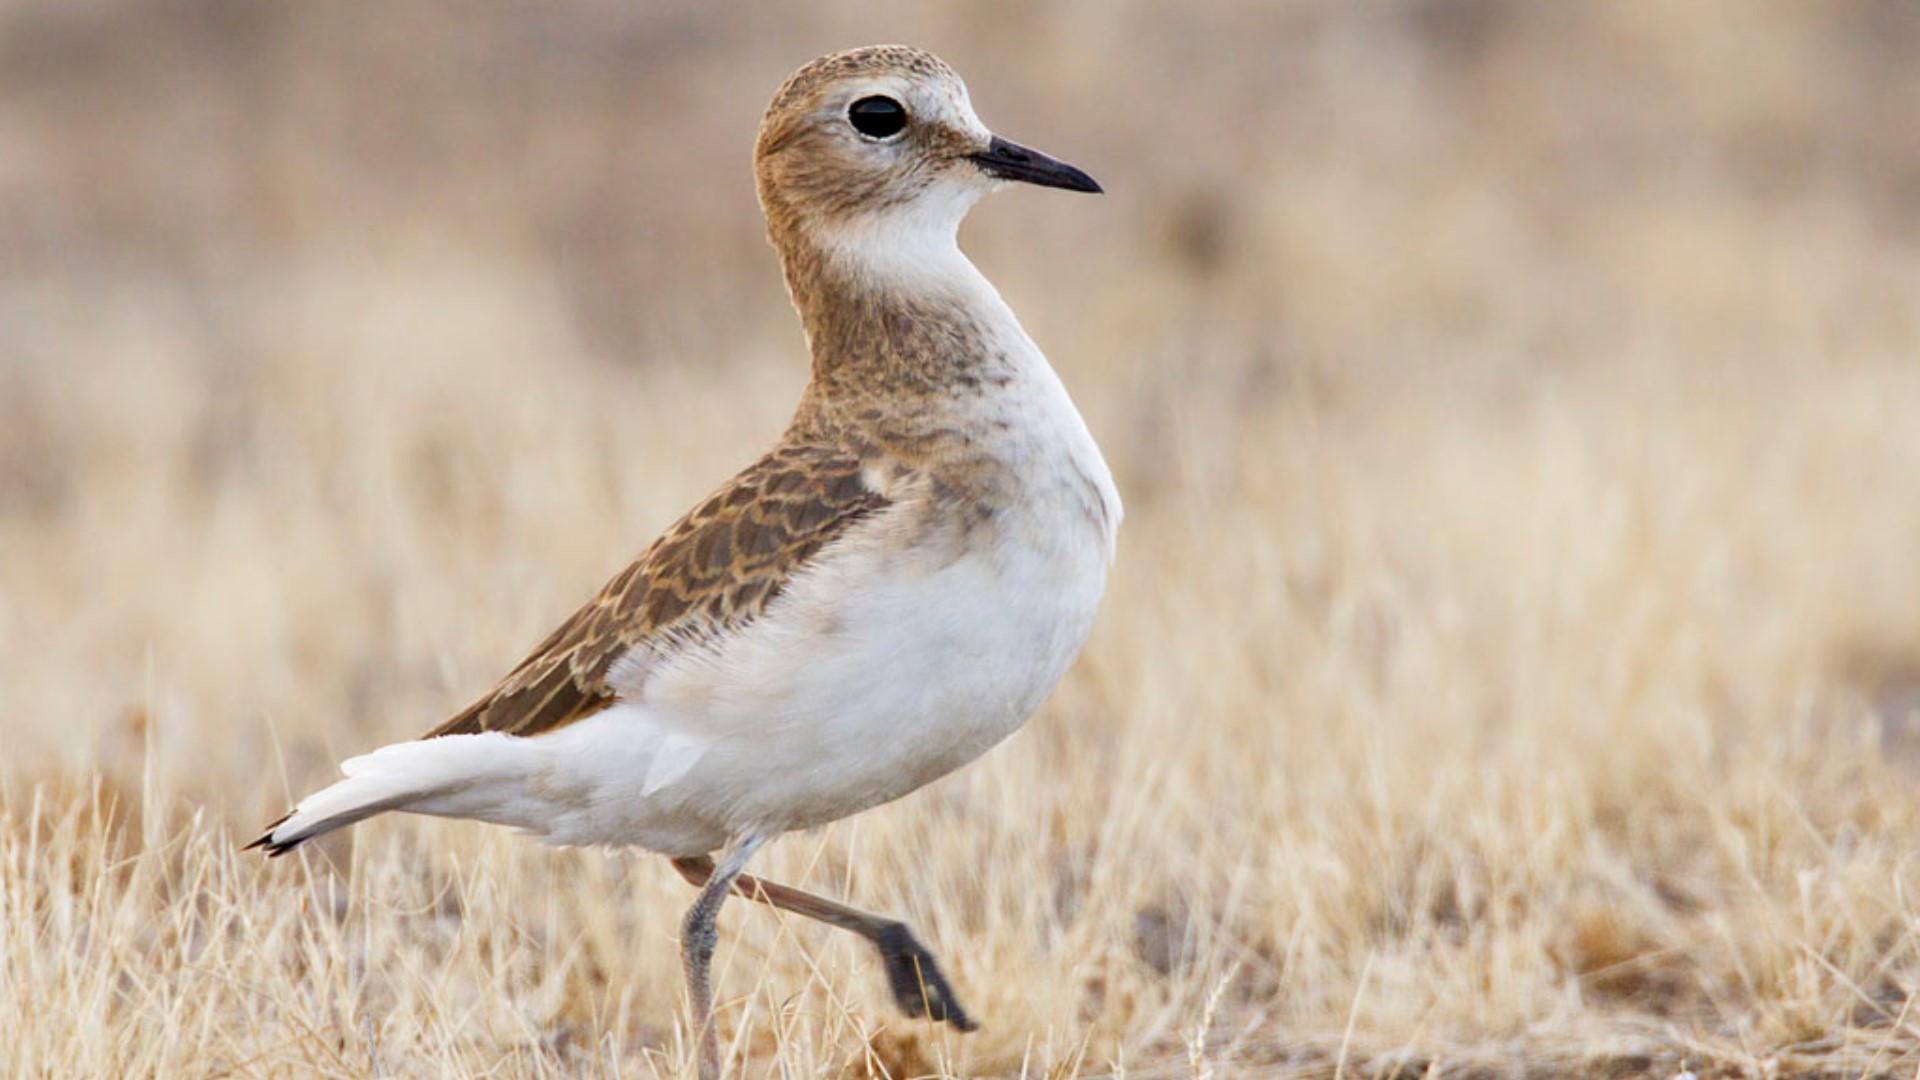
[{"left": 252, "top": 44, "right": 1119, "bottom": 1078}]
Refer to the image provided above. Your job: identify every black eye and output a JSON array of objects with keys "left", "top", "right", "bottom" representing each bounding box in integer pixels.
[{"left": 848, "top": 96, "right": 908, "bottom": 139}]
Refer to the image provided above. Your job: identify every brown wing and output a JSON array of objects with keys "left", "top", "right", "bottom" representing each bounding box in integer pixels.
[{"left": 425, "top": 443, "right": 890, "bottom": 739}]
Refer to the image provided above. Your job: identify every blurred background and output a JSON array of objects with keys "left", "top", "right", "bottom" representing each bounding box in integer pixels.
[{"left": 5, "top": 2, "right": 1920, "bottom": 1075}]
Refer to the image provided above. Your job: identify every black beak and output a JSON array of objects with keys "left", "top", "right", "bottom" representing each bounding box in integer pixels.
[{"left": 968, "top": 135, "right": 1103, "bottom": 194}]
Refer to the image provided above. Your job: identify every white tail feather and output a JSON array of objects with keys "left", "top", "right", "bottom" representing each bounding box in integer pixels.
[{"left": 258, "top": 733, "right": 540, "bottom": 853}]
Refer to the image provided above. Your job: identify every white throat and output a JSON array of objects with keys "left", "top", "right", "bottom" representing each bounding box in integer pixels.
[{"left": 813, "top": 184, "right": 999, "bottom": 304}]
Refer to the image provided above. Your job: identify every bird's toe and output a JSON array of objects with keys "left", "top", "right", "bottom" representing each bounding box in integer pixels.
[{"left": 874, "top": 922, "right": 978, "bottom": 1032}]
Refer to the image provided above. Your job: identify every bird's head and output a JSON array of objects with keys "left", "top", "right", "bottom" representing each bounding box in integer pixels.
[{"left": 754, "top": 45, "right": 1100, "bottom": 266}]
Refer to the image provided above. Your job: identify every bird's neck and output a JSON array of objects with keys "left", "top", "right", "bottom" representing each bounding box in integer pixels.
[{"left": 769, "top": 207, "right": 1028, "bottom": 411}]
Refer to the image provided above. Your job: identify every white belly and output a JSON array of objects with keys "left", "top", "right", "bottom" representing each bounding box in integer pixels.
[{"left": 725, "top": 538, "right": 1097, "bottom": 816}]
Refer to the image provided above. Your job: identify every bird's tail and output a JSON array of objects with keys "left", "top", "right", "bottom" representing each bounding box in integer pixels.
[{"left": 247, "top": 733, "right": 537, "bottom": 856}]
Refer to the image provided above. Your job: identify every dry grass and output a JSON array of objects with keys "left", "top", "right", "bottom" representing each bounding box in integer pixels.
[{"left": 6, "top": 2, "right": 1920, "bottom": 1076}]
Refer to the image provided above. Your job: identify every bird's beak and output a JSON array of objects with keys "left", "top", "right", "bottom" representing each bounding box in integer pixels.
[{"left": 968, "top": 135, "right": 1103, "bottom": 194}]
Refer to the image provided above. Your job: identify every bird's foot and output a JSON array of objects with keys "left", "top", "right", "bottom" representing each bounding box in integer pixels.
[{"left": 873, "top": 922, "right": 977, "bottom": 1032}]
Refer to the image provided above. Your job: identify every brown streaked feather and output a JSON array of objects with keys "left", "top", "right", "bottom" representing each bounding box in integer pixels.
[{"left": 425, "top": 443, "right": 891, "bottom": 739}]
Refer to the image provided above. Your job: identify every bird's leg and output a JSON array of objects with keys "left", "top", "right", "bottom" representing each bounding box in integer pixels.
[
  {"left": 672, "top": 854, "right": 977, "bottom": 1032},
  {"left": 681, "top": 833, "right": 768, "bottom": 1080}
]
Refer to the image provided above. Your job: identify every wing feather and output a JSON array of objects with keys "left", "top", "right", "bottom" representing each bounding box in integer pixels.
[{"left": 425, "top": 443, "right": 890, "bottom": 739}]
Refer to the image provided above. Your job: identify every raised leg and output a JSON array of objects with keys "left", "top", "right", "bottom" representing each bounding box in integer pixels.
[
  {"left": 682, "top": 833, "right": 768, "bottom": 1080},
  {"left": 672, "top": 854, "right": 977, "bottom": 1032}
]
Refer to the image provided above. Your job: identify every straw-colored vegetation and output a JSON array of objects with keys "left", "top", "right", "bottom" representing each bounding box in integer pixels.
[{"left": 5, "top": 3, "right": 1920, "bottom": 1076}]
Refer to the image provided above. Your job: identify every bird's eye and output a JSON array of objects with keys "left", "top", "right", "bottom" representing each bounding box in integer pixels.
[{"left": 848, "top": 96, "right": 908, "bottom": 139}]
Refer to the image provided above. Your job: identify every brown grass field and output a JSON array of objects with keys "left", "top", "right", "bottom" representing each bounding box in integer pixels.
[{"left": 5, "top": 3, "right": 1920, "bottom": 1077}]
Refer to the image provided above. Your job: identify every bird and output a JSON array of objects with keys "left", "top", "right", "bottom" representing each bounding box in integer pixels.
[{"left": 250, "top": 44, "right": 1119, "bottom": 1080}]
